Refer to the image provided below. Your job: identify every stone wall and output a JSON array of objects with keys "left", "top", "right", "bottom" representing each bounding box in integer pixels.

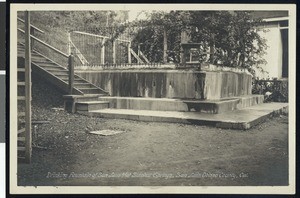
[{"left": 77, "top": 70, "right": 252, "bottom": 100}]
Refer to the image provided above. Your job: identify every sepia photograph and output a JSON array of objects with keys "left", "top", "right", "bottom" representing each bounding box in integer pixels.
[{"left": 9, "top": 3, "right": 295, "bottom": 194}]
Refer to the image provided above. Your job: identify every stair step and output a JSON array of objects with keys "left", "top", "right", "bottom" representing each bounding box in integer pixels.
[
  {"left": 17, "top": 53, "right": 44, "bottom": 59},
  {"left": 50, "top": 70, "right": 69, "bottom": 75},
  {"left": 33, "top": 61, "right": 58, "bottom": 66},
  {"left": 74, "top": 83, "right": 93, "bottom": 89},
  {"left": 63, "top": 94, "right": 105, "bottom": 103},
  {"left": 84, "top": 103, "right": 288, "bottom": 130},
  {"left": 19, "top": 112, "right": 25, "bottom": 117},
  {"left": 76, "top": 101, "right": 109, "bottom": 111},
  {"left": 96, "top": 96, "right": 264, "bottom": 113},
  {"left": 54, "top": 74, "right": 69, "bottom": 77},
  {"left": 18, "top": 137, "right": 25, "bottom": 142},
  {"left": 18, "top": 147, "right": 26, "bottom": 152},
  {"left": 18, "top": 82, "right": 25, "bottom": 86},
  {"left": 41, "top": 66, "right": 67, "bottom": 72},
  {"left": 34, "top": 63, "right": 62, "bottom": 68},
  {"left": 80, "top": 88, "right": 103, "bottom": 94},
  {"left": 17, "top": 96, "right": 25, "bottom": 100},
  {"left": 18, "top": 128, "right": 25, "bottom": 134},
  {"left": 32, "top": 58, "right": 50, "bottom": 63},
  {"left": 44, "top": 67, "right": 67, "bottom": 72},
  {"left": 61, "top": 78, "right": 87, "bottom": 83},
  {"left": 17, "top": 68, "right": 25, "bottom": 72}
]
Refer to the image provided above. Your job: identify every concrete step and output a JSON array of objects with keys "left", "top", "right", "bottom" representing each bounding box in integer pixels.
[
  {"left": 97, "top": 95, "right": 264, "bottom": 114},
  {"left": 76, "top": 101, "right": 109, "bottom": 111},
  {"left": 63, "top": 94, "right": 108, "bottom": 113},
  {"left": 64, "top": 94, "right": 105, "bottom": 102},
  {"left": 79, "top": 102, "right": 288, "bottom": 130}
]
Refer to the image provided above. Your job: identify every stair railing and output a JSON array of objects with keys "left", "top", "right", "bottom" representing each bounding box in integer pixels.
[
  {"left": 18, "top": 28, "right": 69, "bottom": 59},
  {"left": 18, "top": 26, "right": 75, "bottom": 95}
]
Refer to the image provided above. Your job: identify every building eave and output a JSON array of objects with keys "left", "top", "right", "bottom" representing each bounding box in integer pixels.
[{"left": 263, "top": 16, "right": 289, "bottom": 22}]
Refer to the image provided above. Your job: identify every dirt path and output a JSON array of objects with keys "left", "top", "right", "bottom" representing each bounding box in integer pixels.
[{"left": 18, "top": 111, "right": 288, "bottom": 186}]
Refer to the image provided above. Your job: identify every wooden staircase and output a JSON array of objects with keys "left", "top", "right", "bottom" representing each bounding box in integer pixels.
[
  {"left": 17, "top": 43, "right": 109, "bottom": 95},
  {"left": 17, "top": 12, "right": 110, "bottom": 163},
  {"left": 17, "top": 15, "right": 31, "bottom": 162},
  {"left": 17, "top": 63, "right": 30, "bottom": 162}
]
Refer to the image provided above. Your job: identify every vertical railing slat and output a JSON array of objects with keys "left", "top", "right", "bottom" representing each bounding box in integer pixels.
[
  {"left": 101, "top": 38, "right": 105, "bottom": 65},
  {"left": 112, "top": 40, "right": 116, "bottom": 64}
]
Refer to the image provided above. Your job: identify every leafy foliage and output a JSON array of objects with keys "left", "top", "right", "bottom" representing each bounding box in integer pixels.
[
  {"left": 252, "top": 79, "right": 288, "bottom": 102},
  {"left": 18, "top": 10, "right": 267, "bottom": 72},
  {"left": 131, "top": 11, "right": 268, "bottom": 73}
]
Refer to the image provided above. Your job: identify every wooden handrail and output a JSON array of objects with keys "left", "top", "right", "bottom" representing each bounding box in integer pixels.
[
  {"left": 72, "top": 30, "right": 130, "bottom": 43},
  {"left": 73, "top": 31, "right": 110, "bottom": 39},
  {"left": 18, "top": 28, "right": 69, "bottom": 58},
  {"left": 17, "top": 17, "right": 45, "bottom": 34}
]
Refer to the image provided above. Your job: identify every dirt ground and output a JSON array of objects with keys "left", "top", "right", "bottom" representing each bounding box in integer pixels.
[{"left": 17, "top": 78, "right": 289, "bottom": 186}]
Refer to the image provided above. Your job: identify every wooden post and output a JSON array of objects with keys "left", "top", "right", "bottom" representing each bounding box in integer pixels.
[
  {"left": 137, "top": 44, "right": 141, "bottom": 63},
  {"left": 209, "top": 40, "right": 215, "bottom": 64},
  {"left": 68, "top": 54, "right": 74, "bottom": 94},
  {"left": 180, "top": 45, "right": 187, "bottom": 66},
  {"left": 24, "top": 11, "right": 32, "bottom": 163},
  {"left": 128, "top": 41, "right": 132, "bottom": 64},
  {"left": 67, "top": 32, "right": 71, "bottom": 55},
  {"left": 210, "top": 12, "right": 215, "bottom": 64},
  {"left": 112, "top": 40, "right": 116, "bottom": 64},
  {"left": 180, "top": 30, "right": 189, "bottom": 66},
  {"left": 163, "top": 27, "right": 168, "bottom": 63},
  {"left": 101, "top": 38, "right": 105, "bottom": 64}
]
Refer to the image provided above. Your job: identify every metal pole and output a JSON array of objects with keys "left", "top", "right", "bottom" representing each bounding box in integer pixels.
[
  {"left": 24, "top": 10, "right": 32, "bottom": 163},
  {"left": 68, "top": 54, "right": 74, "bottom": 94}
]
